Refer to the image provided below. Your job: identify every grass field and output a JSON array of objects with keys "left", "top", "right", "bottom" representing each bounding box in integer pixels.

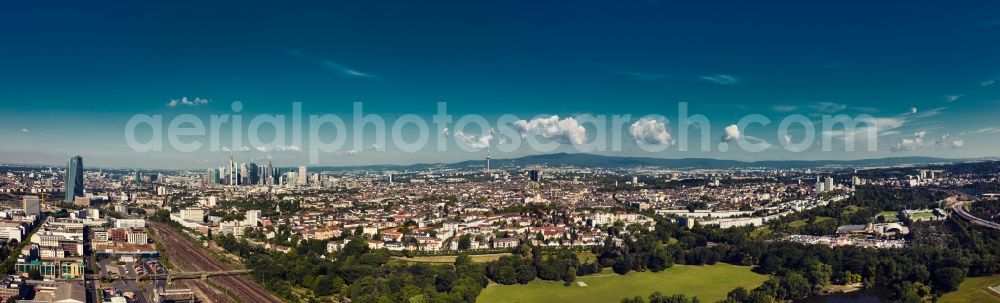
[
  {"left": 392, "top": 253, "right": 510, "bottom": 264},
  {"left": 476, "top": 264, "right": 768, "bottom": 303},
  {"left": 939, "top": 275, "right": 1000, "bottom": 303},
  {"left": 750, "top": 226, "right": 772, "bottom": 238},
  {"left": 877, "top": 211, "right": 899, "bottom": 221}
]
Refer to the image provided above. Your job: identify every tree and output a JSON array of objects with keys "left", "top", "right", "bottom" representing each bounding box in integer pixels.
[
  {"left": 932, "top": 267, "right": 965, "bottom": 293},
  {"left": 806, "top": 261, "right": 832, "bottom": 292},
  {"left": 311, "top": 275, "right": 333, "bottom": 296},
  {"left": 782, "top": 273, "right": 812, "bottom": 300},
  {"left": 613, "top": 258, "right": 631, "bottom": 275},
  {"left": 562, "top": 267, "right": 576, "bottom": 286},
  {"left": 516, "top": 264, "right": 536, "bottom": 284},
  {"left": 28, "top": 268, "right": 41, "bottom": 280},
  {"left": 458, "top": 234, "right": 472, "bottom": 250}
]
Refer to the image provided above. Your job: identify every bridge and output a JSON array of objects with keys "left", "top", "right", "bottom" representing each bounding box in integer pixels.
[{"left": 85, "top": 269, "right": 252, "bottom": 282}]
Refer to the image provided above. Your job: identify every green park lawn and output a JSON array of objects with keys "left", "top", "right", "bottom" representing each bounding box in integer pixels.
[
  {"left": 939, "top": 275, "right": 1000, "bottom": 303},
  {"left": 877, "top": 211, "right": 899, "bottom": 221},
  {"left": 476, "top": 264, "right": 768, "bottom": 303}
]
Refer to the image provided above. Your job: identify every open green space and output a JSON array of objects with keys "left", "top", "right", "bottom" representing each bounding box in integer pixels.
[
  {"left": 476, "top": 263, "right": 768, "bottom": 303},
  {"left": 877, "top": 211, "right": 899, "bottom": 221},
  {"left": 939, "top": 275, "right": 1000, "bottom": 303}
]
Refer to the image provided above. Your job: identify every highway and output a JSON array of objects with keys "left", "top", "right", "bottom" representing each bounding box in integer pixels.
[
  {"left": 149, "top": 222, "right": 283, "bottom": 303},
  {"left": 951, "top": 200, "right": 1000, "bottom": 230}
]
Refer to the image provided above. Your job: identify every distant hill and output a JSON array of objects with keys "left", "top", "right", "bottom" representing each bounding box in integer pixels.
[{"left": 312, "top": 153, "right": 976, "bottom": 171}]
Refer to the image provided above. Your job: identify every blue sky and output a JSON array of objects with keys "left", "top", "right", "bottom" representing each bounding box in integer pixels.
[{"left": 2, "top": 0, "right": 1000, "bottom": 169}]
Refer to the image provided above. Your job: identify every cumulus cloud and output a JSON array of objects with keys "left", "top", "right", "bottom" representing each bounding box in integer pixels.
[
  {"left": 20, "top": 128, "right": 30, "bottom": 133},
  {"left": 255, "top": 146, "right": 268, "bottom": 152},
  {"left": 699, "top": 74, "right": 740, "bottom": 85},
  {"left": 455, "top": 130, "right": 494, "bottom": 149},
  {"left": 952, "top": 139, "right": 965, "bottom": 148},
  {"left": 722, "top": 125, "right": 741, "bottom": 141},
  {"left": 167, "top": 96, "right": 210, "bottom": 107},
  {"left": 629, "top": 118, "right": 673, "bottom": 145},
  {"left": 892, "top": 131, "right": 928, "bottom": 151},
  {"left": 933, "top": 133, "right": 951, "bottom": 147},
  {"left": 513, "top": 115, "right": 587, "bottom": 144},
  {"left": 946, "top": 94, "right": 964, "bottom": 102}
]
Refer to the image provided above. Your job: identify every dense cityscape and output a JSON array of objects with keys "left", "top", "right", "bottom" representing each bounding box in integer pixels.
[{"left": 0, "top": 154, "right": 999, "bottom": 302}]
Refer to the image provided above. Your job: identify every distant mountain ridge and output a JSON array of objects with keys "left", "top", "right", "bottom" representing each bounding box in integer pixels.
[{"left": 313, "top": 153, "right": 981, "bottom": 171}]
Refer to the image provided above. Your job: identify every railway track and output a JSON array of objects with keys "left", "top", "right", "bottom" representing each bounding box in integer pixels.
[{"left": 149, "top": 222, "right": 283, "bottom": 303}]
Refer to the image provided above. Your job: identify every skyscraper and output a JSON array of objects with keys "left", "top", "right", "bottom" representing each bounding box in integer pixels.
[
  {"left": 65, "top": 156, "right": 83, "bottom": 203},
  {"left": 298, "top": 166, "right": 308, "bottom": 186}
]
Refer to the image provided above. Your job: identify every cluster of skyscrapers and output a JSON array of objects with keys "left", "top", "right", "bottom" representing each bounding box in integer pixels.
[{"left": 205, "top": 159, "right": 314, "bottom": 187}]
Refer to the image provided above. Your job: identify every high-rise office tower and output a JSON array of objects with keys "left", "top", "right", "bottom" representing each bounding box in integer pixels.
[
  {"left": 298, "top": 165, "right": 308, "bottom": 186},
  {"left": 65, "top": 156, "right": 84, "bottom": 203},
  {"left": 23, "top": 196, "right": 40, "bottom": 217}
]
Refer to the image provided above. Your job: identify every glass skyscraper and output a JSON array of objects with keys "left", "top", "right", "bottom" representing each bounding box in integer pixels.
[{"left": 65, "top": 156, "right": 83, "bottom": 203}]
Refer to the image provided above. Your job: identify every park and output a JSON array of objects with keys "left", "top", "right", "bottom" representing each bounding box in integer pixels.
[{"left": 476, "top": 263, "right": 768, "bottom": 303}]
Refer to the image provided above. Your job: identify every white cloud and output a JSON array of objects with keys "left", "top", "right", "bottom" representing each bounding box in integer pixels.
[
  {"left": 255, "top": 146, "right": 268, "bottom": 152},
  {"left": 612, "top": 70, "right": 666, "bottom": 81},
  {"left": 952, "top": 139, "right": 965, "bottom": 148},
  {"left": 320, "top": 60, "right": 376, "bottom": 78},
  {"left": 722, "top": 125, "right": 741, "bottom": 141},
  {"left": 821, "top": 117, "right": 906, "bottom": 144},
  {"left": 369, "top": 144, "right": 380, "bottom": 151},
  {"left": 699, "top": 74, "right": 740, "bottom": 85},
  {"left": 808, "top": 102, "right": 848, "bottom": 114},
  {"left": 346, "top": 149, "right": 360, "bottom": 156},
  {"left": 285, "top": 145, "right": 301, "bottom": 152},
  {"left": 628, "top": 118, "right": 673, "bottom": 145},
  {"left": 892, "top": 131, "right": 927, "bottom": 151},
  {"left": 771, "top": 105, "right": 798, "bottom": 113},
  {"left": 946, "top": 94, "right": 964, "bottom": 102},
  {"left": 440, "top": 128, "right": 450, "bottom": 136},
  {"left": 513, "top": 115, "right": 588, "bottom": 144},
  {"left": 982, "top": 80, "right": 995, "bottom": 87},
  {"left": 281, "top": 48, "right": 376, "bottom": 79},
  {"left": 20, "top": 128, "right": 30, "bottom": 133},
  {"left": 961, "top": 126, "right": 1000, "bottom": 135},
  {"left": 167, "top": 96, "right": 210, "bottom": 107},
  {"left": 910, "top": 107, "right": 917, "bottom": 114},
  {"left": 454, "top": 130, "right": 494, "bottom": 149},
  {"left": 934, "top": 133, "right": 951, "bottom": 147}
]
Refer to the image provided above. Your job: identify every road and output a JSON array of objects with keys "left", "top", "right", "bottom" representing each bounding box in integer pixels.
[
  {"left": 149, "top": 222, "right": 283, "bottom": 303},
  {"left": 952, "top": 201, "right": 1000, "bottom": 230}
]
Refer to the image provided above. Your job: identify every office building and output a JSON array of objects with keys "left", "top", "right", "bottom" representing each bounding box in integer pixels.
[
  {"left": 23, "top": 196, "right": 40, "bottom": 217},
  {"left": 65, "top": 156, "right": 83, "bottom": 204}
]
